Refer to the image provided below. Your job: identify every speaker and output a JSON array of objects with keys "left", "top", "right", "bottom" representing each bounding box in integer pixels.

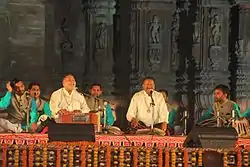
[
  {"left": 183, "top": 127, "right": 238, "bottom": 148},
  {"left": 48, "top": 122, "right": 95, "bottom": 142}
]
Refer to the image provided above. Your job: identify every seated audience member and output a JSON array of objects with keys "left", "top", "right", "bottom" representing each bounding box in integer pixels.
[
  {"left": 126, "top": 77, "right": 168, "bottom": 133},
  {"left": 159, "top": 90, "right": 186, "bottom": 135},
  {"left": 49, "top": 74, "right": 90, "bottom": 121},
  {"left": 85, "top": 83, "right": 115, "bottom": 126},
  {"left": 28, "top": 82, "right": 51, "bottom": 132},
  {"left": 198, "top": 84, "right": 241, "bottom": 127},
  {"left": 0, "top": 79, "right": 32, "bottom": 132}
]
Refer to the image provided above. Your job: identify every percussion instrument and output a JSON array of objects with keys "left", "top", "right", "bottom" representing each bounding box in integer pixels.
[{"left": 233, "top": 118, "right": 250, "bottom": 138}]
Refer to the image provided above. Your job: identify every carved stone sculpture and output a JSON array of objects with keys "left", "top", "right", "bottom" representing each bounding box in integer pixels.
[
  {"left": 148, "top": 48, "right": 161, "bottom": 71},
  {"left": 149, "top": 15, "right": 161, "bottom": 44},
  {"left": 210, "top": 10, "right": 222, "bottom": 46},
  {"left": 171, "top": 11, "right": 180, "bottom": 71},
  {"left": 95, "top": 22, "right": 107, "bottom": 50}
]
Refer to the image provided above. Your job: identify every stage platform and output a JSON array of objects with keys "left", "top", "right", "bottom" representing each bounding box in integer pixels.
[
  {"left": 0, "top": 133, "right": 250, "bottom": 148},
  {"left": 0, "top": 133, "right": 250, "bottom": 166}
]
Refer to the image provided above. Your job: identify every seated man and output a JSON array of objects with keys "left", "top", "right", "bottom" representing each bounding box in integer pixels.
[
  {"left": 85, "top": 83, "right": 115, "bottom": 126},
  {"left": 159, "top": 89, "right": 184, "bottom": 135},
  {"left": 126, "top": 77, "right": 168, "bottom": 133},
  {"left": 49, "top": 74, "right": 90, "bottom": 121},
  {"left": 0, "top": 79, "right": 32, "bottom": 132},
  {"left": 28, "top": 82, "right": 51, "bottom": 132},
  {"left": 198, "top": 84, "right": 241, "bottom": 127}
]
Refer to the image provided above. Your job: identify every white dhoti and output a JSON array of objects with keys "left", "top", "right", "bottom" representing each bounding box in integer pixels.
[{"left": 0, "top": 118, "right": 22, "bottom": 133}]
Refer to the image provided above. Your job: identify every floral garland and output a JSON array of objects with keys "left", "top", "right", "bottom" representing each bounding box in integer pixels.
[
  {"left": 3, "top": 143, "right": 249, "bottom": 166},
  {"left": 119, "top": 147, "right": 125, "bottom": 167},
  {"left": 43, "top": 145, "right": 47, "bottom": 167},
  {"left": 237, "top": 149, "right": 242, "bottom": 167},
  {"left": 28, "top": 145, "right": 34, "bottom": 167},
  {"left": 2, "top": 144, "right": 7, "bottom": 167},
  {"left": 158, "top": 148, "right": 163, "bottom": 167},
  {"left": 56, "top": 146, "right": 61, "bottom": 167},
  {"left": 243, "top": 150, "right": 248, "bottom": 166},
  {"left": 133, "top": 147, "right": 138, "bottom": 167},
  {"left": 22, "top": 146, "right": 27, "bottom": 167},
  {"left": 93, "top": 146, "right": 98, "bottom": 167},
  {"left": 198, "top": 149, "right": 202, "bottom": 166},
  {"left": 191, "top": 150, "right": 196, "bottom": 166},
  {"left": 81, "top": 145, "right": 86, "bottom": 167},
  {"left": 14, "top": 145, "right": 19, "bottom": 167},
  {"left": 165, "top": 148, "right": 170, "bottom": 167},
  {"left": 145, "top": 148, "right": 150, "bottom": 167},
  {"left": 106, "top": 146, "right": 111, "bottom": 167},
  {"left": 223, "top": 151, "right": 228, "bottom": 167},
  {"left": 171, "top": 148, "right": 176, "bottom": 167},
  {"left": 69, "top": 146, "right": 74, "bottom": 167},
  {"left": 184, "top": 149, "right": 188, "bottom": 167}
]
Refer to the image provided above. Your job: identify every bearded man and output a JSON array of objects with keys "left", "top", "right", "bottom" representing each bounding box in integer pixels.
[{"left": 198, "top": 84, "right": 241, "bottom": 127}]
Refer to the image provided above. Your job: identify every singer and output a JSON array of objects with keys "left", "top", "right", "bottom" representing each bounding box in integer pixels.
[
  {"left": 49, "top": 74, "right": 90, "bottom": 121},
  {"left": 198, "top": 84, "right": 241, "bottom": 127},
  {"left": 126, "top": 77, "right": 169, "bottom": 133},
  {"left": 0, "top": 79, "right": 31, "bottom": 132}
]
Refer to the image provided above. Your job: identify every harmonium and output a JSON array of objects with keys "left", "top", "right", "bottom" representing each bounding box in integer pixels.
[{"left": 58, "top": 113, "right": 100, "bottom": 132}]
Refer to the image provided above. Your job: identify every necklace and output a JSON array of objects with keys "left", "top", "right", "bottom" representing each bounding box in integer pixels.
[
  {"left": 62, "top": 90, "right": 73, "bottom": 108},
  {"left": 144, "top": 96, "right": 152, "bottom": 113}
]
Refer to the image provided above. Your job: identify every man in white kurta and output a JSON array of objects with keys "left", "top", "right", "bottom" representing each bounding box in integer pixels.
[
  {"left": 126, "top": 77, "right": 169, "bottom": 131},
  {"left": 49, "top": 74, "right": 90, "bottom": 120}
]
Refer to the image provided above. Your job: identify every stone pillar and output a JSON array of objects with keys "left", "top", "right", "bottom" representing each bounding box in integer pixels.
[
  {"left": 235, "top": 1, "right": 250, "bottom": 112},
  {"left": 195, "top": 0, "right": 231, "bottom": 119},
  {"left": 0, "top": 0, "right": 10, "bottom": 80},
  {"left": 129, "top": 0, "right": 177, "bottom": 97},
  {"left": 5, "top": 0, "right": 45, "bottom": 81},
  {"left": 83, "top": 0, "right": 116, "bottom": 98}
]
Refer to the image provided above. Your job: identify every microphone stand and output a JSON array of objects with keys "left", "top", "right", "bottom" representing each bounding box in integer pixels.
[
  {"left": 150, "top": 94, "right": 155, "bottom": 130},
  {"left": 183, "top": 110, "right": 188, "bottom": 135}
]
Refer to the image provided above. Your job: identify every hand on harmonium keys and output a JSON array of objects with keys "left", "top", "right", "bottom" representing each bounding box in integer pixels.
[
  {"left": 59, "top": 109, "right": 71, "bottom": 115},
  {"left": 72, "top": 110, "right": 81, "bottom": 114}
]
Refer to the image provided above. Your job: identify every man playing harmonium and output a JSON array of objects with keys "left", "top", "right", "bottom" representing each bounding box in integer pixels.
[
  {"left": 85, "top": 83, "right": 115, "bottom": 126},
  {"left": 198, "top": 84, "right": 241, "bottom": 127},
  {"left": 126, "top": 77, "right": 169, "bottom": 134},
  {"left": 0, "top": 79, "right": 31, "bottom": 132},
  {"left": 28, "top": 82, "right": 51, "bottom": 132},
  {"left": 49, "top": 74, "right": 90, "bottom": 121}
]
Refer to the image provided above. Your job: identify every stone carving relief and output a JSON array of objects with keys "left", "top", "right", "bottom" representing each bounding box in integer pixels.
[
  {"left": 149, "top": 15, "right": 161, "bottom": 44},
  {"left": 208, "top": 8, "right": 228, "bottom": 72},
  {"left": 95, "top": 22, "right": 107, "bottom": 51},
  {"left": 171, "top": 11, "right": 180, "bottom": 71},
  {"left": 148, "top": 15, "right": 162, "bottom": 72},
  {"left": 235, "top": 39, "right": 250, "bottom": 111},
  {"left": 148, "top": 48, "right": 161, "bottom": 71},
  {"left": 209, "top": 9, "right": 223, "bottom": 47},
  {"left": 193, "top": 12, "right": 201, "bottom": 44}
]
